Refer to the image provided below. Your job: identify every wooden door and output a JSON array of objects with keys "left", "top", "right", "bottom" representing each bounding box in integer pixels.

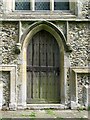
[{"left": 27, "top": 30, "right": 60, "bottom": 104}]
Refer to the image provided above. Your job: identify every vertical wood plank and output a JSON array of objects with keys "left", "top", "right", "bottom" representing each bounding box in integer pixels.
[
  {"left": 27, "top": 71, "right": 32, "bottom": 101},
  {"left": 27, "top": 41, "right": 32, "bottom": 66},
  {"left": 27, "top": 30, "right": 60, "bottom": 103}
]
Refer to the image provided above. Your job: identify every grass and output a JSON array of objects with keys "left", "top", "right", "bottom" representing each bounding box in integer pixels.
[
  {"left": 45, "top": 109, "right": 55, "bottom": 115},
  {"left": 29, "top": 112, "right": 36, "bottom": 117},
  {"left": 21, "top": 111, "right": 36, "bottom": 118}
]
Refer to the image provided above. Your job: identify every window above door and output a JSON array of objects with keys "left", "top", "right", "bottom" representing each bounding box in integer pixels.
[
  {"left": 54, "top": 0, "right": 69, "bottom": 10},
  {"left": 15, "top": 0, "right": 70, "bottom": 11},
  {"left": 35, "top": 0, "right": 50, "bottom": 10},
  {"left": 15, "top": 0, "right": 31, "bottom": 10},
  {"left": 2, "top": 0, "right": 82, "bottom": 18}
]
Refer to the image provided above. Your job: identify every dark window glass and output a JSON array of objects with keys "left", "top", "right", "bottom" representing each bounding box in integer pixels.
[
  {"left": 35, "top": 0, "right": 50, "bottom": 10},
  {"left": 54, "top": 0, "right": 69, "bottom": 10},
  {"left": 15, "top": 0, "right": 30, "bottom": 10}
]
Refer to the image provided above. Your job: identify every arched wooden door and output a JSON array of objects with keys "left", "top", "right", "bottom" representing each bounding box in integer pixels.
[{"left": 27, "top": 30, "right": 60, "bottom": 104}]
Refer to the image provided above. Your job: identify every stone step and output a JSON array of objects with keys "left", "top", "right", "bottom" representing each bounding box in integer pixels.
[{"left": 26, "top": 104, "right": 68, "bottom": 110}]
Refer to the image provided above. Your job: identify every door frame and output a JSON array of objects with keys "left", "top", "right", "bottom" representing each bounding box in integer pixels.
[{"left": 20, "top": 21, "right": 69, "bottom": 108}]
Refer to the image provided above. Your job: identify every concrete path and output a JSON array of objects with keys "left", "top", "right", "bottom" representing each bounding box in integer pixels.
[{"left": 0, "top": 110, "right": 89, "bottom": 119}]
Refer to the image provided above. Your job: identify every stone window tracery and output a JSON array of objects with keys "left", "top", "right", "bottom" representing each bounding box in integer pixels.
[{"left": 15, "top": 0, "right": 70, "bottom": 11}]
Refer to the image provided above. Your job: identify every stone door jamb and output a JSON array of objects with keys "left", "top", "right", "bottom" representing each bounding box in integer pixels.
[
  {"left": 0, "top": 65, "right": 17, "bottom": 110},
  {"left": 70, "top": 67, "right": 90, "bottom": 109}
]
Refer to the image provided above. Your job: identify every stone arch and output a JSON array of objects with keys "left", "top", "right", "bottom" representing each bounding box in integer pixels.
[
  {"left": 20, "top": 21, "right": 70, "bottom": 108},
  {"left": 20, "top": 21, "right": 70, "bottom": 52}
]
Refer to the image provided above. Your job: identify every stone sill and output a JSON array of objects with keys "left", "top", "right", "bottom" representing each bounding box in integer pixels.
[
  {"left": 0, "top": 11, "right": 76, "bottom": 20},
  {"left": 0, "top": 11, "right": 89, "bottom": 21},
  {"left": 70, "top": 67, "right": 90, "bottom": 73},
  {"left": 0, "top": 18, "right": 89, "bottom": 22},
  {"left": 1, "top": 10, "right": 73, "bottom": 15},
  {"left": 0, "top": 17, "right": 89, "bottom": 22},
  {"left": 71, "top": 67, "right": 90, "bottom": 73}
]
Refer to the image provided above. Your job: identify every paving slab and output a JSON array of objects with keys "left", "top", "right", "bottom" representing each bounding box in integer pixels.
[{"left": 0, "top": 110, "right": 89, "bottom": 119}]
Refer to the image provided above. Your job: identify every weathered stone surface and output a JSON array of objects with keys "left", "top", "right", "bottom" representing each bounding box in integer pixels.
[
  {"left": 69, "top": 22, "right": 89, "bottom": 67},
  {"left": 0, "top": 0, "right": 3, "bottom": 13},
  {"left": 53, "top": 21, "right": 66, "bottom": 36},
  {"left": 0, "top": 22, "right": 22, "bottom": 108},
  {"left": 0, "top": 72, "right": 10, "bottom": 109},
  {"left": 81, "top": 0, "right": 90, "bottom": 18},
  {"left": 0, "top": 80, "right": 3, "bottom": 109},
  {"left": 0, "top": 22, "right": 19, "bottom": 64},
  {"left": 77, "top": 73, "right": 90, "bottom": 106},
  {"left": 67, "top": 69, "right": 70, "bottom": 104}
]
